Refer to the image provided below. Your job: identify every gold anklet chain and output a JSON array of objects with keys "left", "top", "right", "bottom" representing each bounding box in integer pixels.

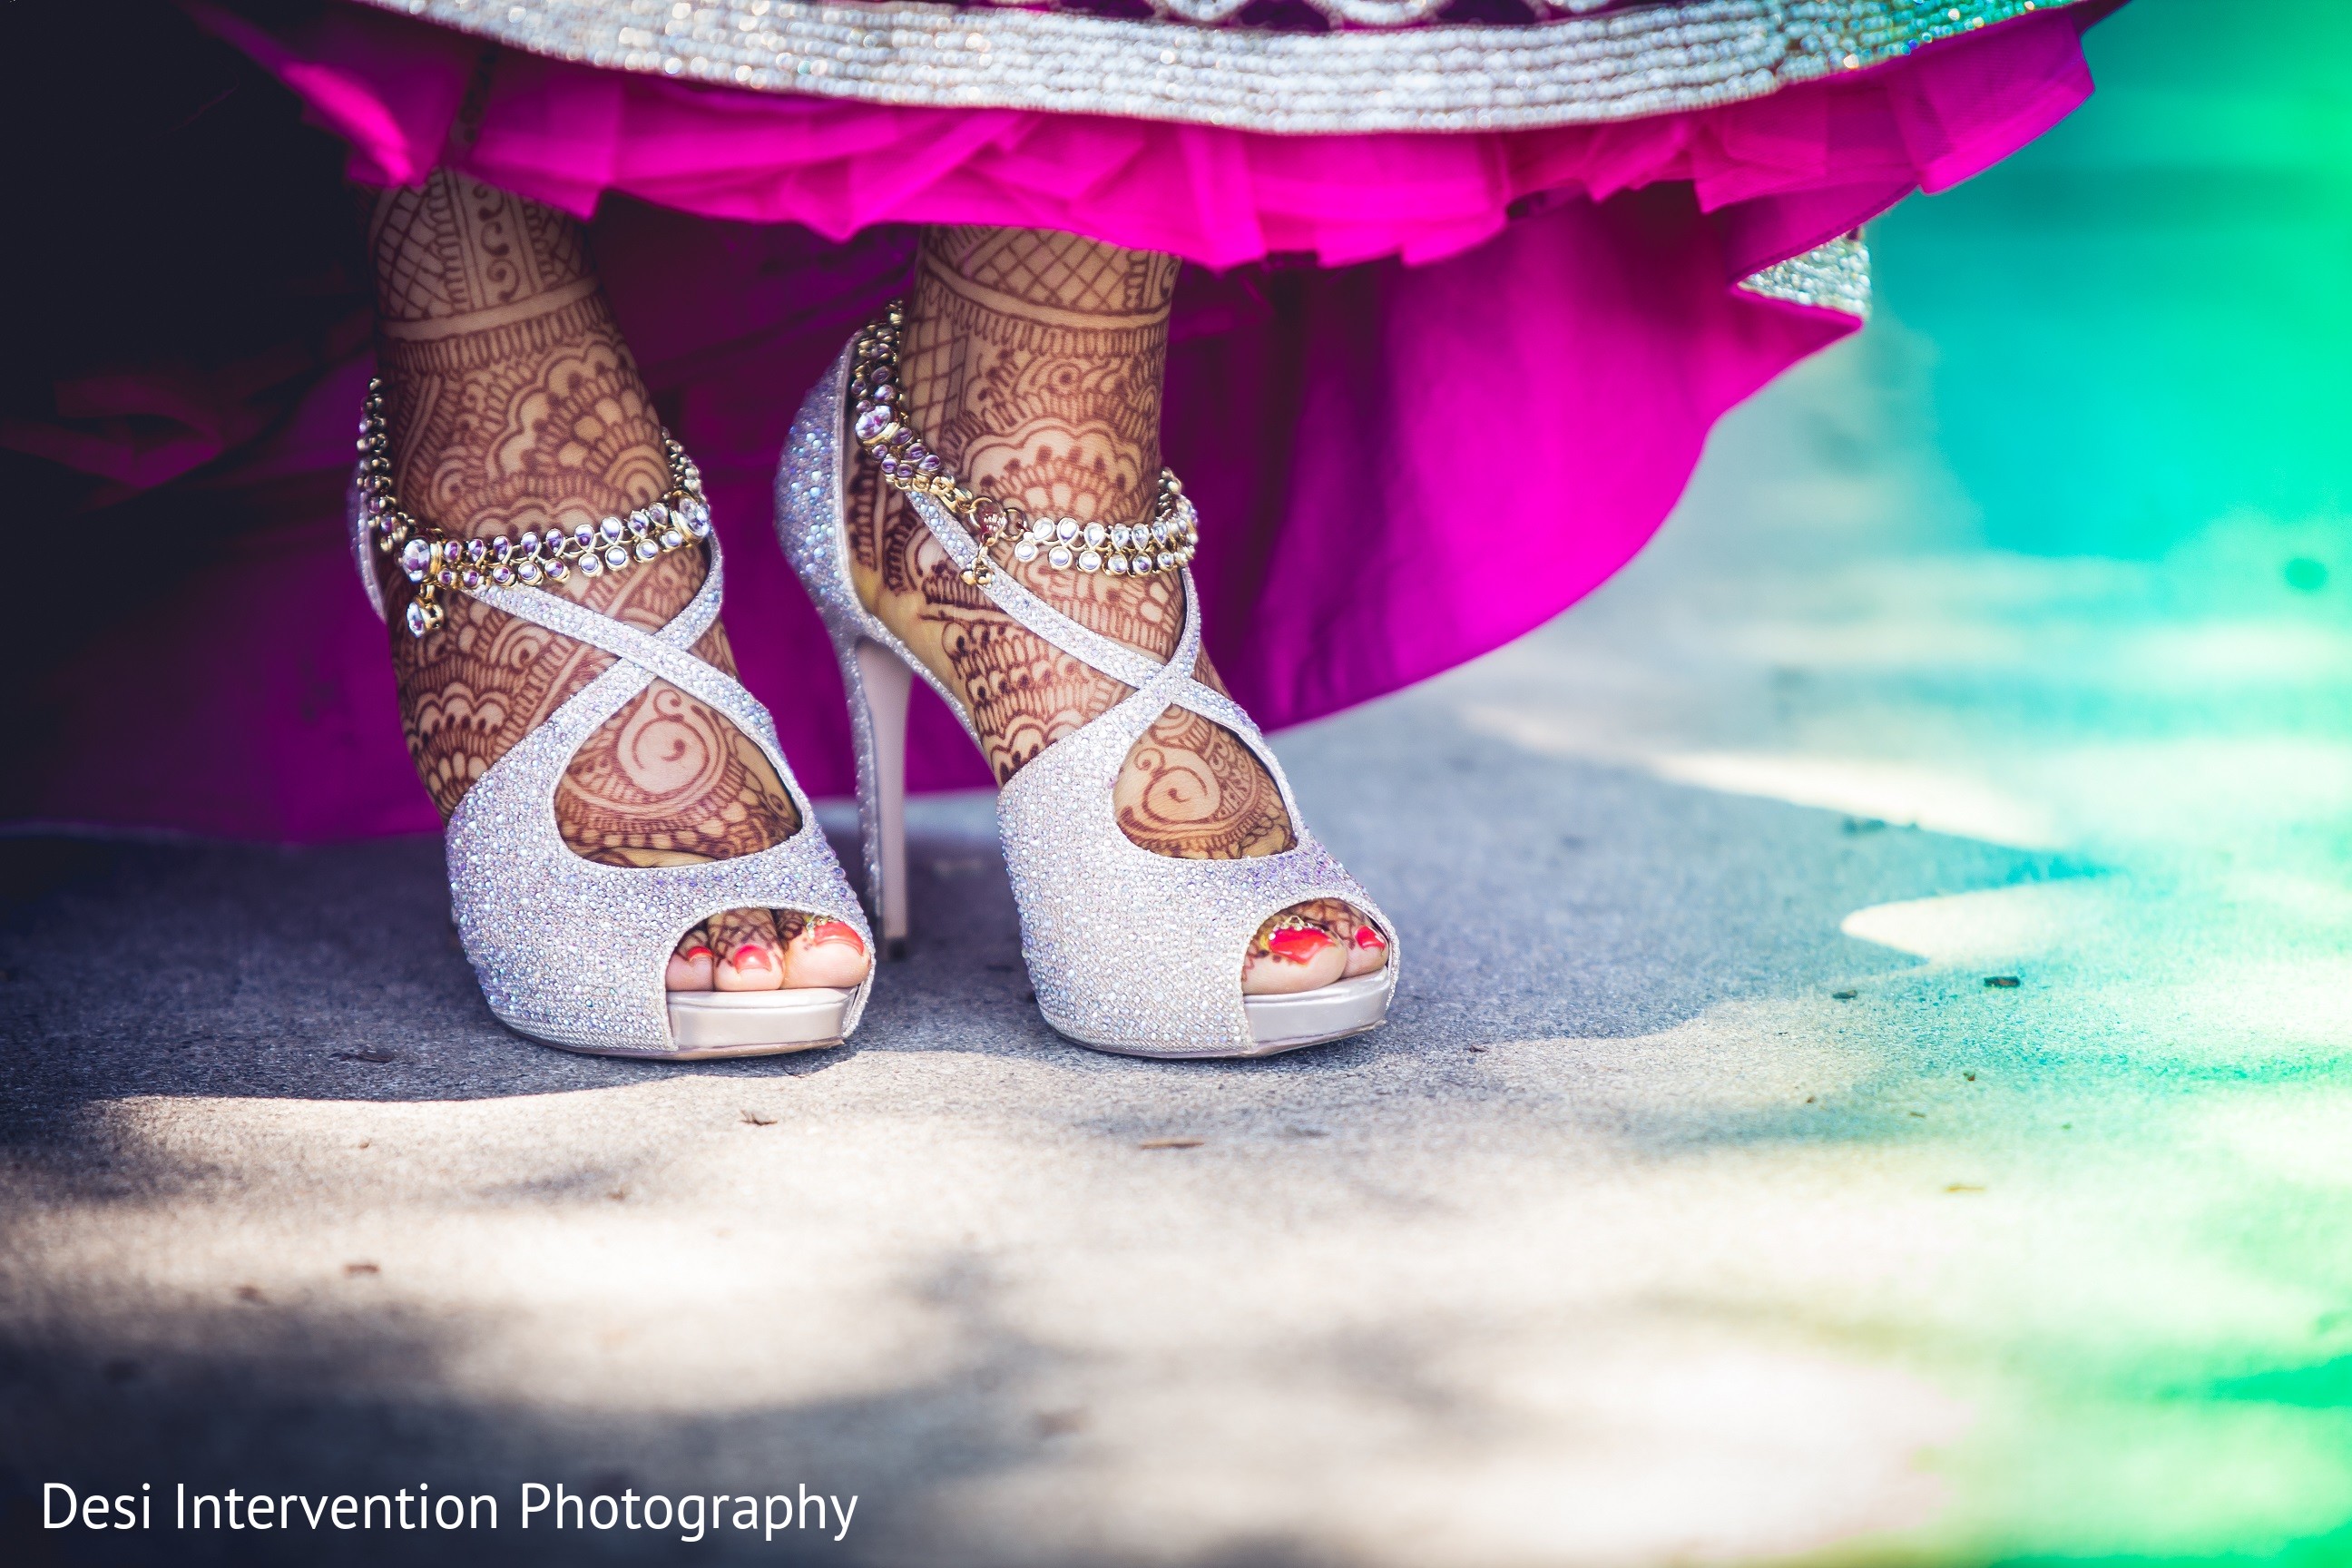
[
  {"left": 849, "top": 301, "right": 1200, "bottom": 588},
  {"left": 356, "top": 377, "right": 715, "bottom": 638}
]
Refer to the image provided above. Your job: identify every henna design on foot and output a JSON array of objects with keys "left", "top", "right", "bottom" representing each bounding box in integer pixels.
[
  {"left": 370, "top": 172, "right": 858, "bottom": 991},
  {"left": 1241, "top": 900, "right": 1383, "bottom": 995},
  {"left": 1113, "top": 703, "right": 1293, "bottom": 860},
  {"left": 706, "top": 905, "right": 785, "bottom": 992},
  {"left": 851, "top": 224, "right": 1376, "bottom": 983},
  {"left": 856, "top": 226, "right": 1294, "bottom": 849}
]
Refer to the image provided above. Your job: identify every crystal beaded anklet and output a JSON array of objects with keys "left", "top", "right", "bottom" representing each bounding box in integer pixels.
[
  {"left": 355, "top": 377, "right": 715, "bottom": 637},
  {"left": 849, "top": 302, "right": 1199, "bottom": 587}
]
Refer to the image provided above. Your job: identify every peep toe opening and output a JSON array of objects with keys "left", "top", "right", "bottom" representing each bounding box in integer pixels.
[
  {"left": 351, "top": 446, "right": 874, "bottom": 1059},
  {"left": 776, "top": 335, "right": 1396, "bottom": 1058}
]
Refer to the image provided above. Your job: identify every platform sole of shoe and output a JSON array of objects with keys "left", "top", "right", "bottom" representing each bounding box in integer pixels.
[
  {"left": 1045, "top": 971, "right": 1394, "bottom": 1061},
  {"left": 497, "top": 986, "right": 859, "bottom": 1060}
]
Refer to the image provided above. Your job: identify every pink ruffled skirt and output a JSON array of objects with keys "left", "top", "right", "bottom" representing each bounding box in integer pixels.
[{"left": 2, "top": 0, "right": 2118, "bottom": 838}]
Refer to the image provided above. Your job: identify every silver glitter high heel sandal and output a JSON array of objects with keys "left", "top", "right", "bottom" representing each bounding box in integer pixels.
[
  {"left": 349, "top": 384, "right": 872, "bottom": 1059},
  {"left": 775, "top": 318, "right": 1397, "bottom": 1060}
]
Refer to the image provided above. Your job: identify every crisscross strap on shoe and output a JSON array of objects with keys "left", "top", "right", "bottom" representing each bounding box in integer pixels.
[
  {"left": 906, "top": 487, "right": 1291, "bottom": 798},
  {"left": 882, "top": 445, "right": 1395, "bottom": 1055},
  {"left": 354, "top": 512, "right": 870, "bottom": 1054}
]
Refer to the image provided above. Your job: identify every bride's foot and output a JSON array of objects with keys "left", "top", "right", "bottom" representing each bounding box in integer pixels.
[
  {"left": 848, "top": 225, "right": 1386, "bottom": 995},
  {"left": 667, "top": 911, "right": 872, "bottom": 991},
  {"left": 1240, "top": 898, "right": 1391, "bottom": 994},
  {"left": 368, "top": 172, "right": 866, "bottom": 995}
]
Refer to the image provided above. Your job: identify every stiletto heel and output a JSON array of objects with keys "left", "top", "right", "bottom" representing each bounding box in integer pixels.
[
  {"left": 351, "top": 398, "right": 873, "bottom": 1058},
  {"left": 777, "top": 329, "right": 1396, "bottom": 1059},
  {"left": 848, "top": 638, "right": 914, "bottom": 961}
]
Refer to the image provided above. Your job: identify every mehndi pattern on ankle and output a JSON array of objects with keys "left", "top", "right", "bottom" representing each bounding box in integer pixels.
[
  {"left": 356, "top": 377, "right": 715, "bottom": 637},
  {"left": 849, "top": 302, "right": 1199, "bottom": 588}
]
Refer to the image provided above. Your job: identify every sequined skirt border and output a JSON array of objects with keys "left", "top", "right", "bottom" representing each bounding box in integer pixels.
[{"left": 356, "top": 0, "right": 2095, "bottom": 135}]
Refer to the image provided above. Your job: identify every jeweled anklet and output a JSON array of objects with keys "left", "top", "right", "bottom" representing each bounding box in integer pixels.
[
  {"left": 355, "top": 377, "right": 714, "bottom": 637},
  {"left": 849, "top": 302, "right": 1199, "bottom": 587}
]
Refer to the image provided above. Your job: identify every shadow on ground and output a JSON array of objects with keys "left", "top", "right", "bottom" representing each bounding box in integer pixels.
[
  {"left": 0, "top": 703, "right": 2049, "bottom": 1132},
  {"left": 0, "top": 694, "right": 2061, "bottom": 1567}
]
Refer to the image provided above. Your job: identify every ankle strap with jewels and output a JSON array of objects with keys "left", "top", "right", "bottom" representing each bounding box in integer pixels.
[
  {"left": 355, "top": 377, "right": 715, "bottom": 638},
  {"left": 848, "top": 303, "right": 1200, "bottom": 588}
]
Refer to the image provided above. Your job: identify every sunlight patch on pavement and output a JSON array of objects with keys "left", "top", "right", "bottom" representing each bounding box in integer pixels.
[
  {"left": 1, "top": 1012, "right": 1983, "bottom": 1568},
  {"left": 1649, "top": 753, "right": 2065, "bottom": 850},
  {"left": 2195, "top": 1089, "right": 2352, "bottom": 1191},
  {"left": 21, "top": 965, "right": 2352, "bottom": 1568},
  {"left": 35, "top": 1084, "right": 984, "bottom": 1416},
  {"left": 2022, "top": 737, "right": 2352, "bottom": 859},
  {"left": 1465, "top": 705, "right": 2066, "bottom": 850},
  {"left": 949, "top": 1324, "right": 1965, "bottom": 1568},
  {"left": 1838, "top": 882, "right": 2108, "bottom": 964}
]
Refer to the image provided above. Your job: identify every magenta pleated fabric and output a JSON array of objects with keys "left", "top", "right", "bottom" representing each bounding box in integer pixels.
[
  {"left": 3, "top": 2, "right": 2112, "bottom": 839},
  {"left": 195, "top": 1, "right": 2102, "bottom": 273}
]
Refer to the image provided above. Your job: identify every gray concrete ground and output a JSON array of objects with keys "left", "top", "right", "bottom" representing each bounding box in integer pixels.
[{"left": 3, "top": 331, "right": 2346, "bottom": 1566}]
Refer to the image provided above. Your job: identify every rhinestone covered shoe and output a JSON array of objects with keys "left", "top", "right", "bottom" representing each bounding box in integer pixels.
[
  {"left": 775, "top": 336, "right": 1397, "bottom": 1059},
  {"left": 348, "top": 438, "right": 874, "bottom": 1060}
]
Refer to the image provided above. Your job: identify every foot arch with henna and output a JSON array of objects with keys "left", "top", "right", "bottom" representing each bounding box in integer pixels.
[
  {"left": 850, "top": 224, "right": 1388, "bottom": 994},
  {"left": 369, "top": 170, "right": 867, "bottom": 994}
]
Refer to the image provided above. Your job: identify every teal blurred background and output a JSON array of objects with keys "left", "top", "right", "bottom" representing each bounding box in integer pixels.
[
  {"left": 1840, "top": 4, "right": 2352, "bottom": 1556},
  {"left": 1877, "top": 0, "right": 2352, "bottom": 568},
  {"left": 1508, "top": 5, "right": 2352, "bottom": 1558}
]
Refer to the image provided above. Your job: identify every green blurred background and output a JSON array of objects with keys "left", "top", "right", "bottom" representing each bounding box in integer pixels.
[
  {"left": 1544, "top": 5, "right": 2352, "bottom": 1560},
  {"left": 1828, "top": 4, "right": 2352, "bottom": 1560},
  {"left": 1876, "top": 0, "right": 2352, "bottom": 568}
]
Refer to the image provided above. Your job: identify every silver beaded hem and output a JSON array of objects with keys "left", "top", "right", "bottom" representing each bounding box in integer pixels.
[
  {"left": 1738, "top": 232, "right": 1872, "bottom": 319},
  {"left": 352, "top": 0, "right": 2092, "bottom": 136}
]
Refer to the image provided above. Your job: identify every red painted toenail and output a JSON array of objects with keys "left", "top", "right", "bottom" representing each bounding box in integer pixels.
[
  {"left": 1267, "top": 927, "right": 1333, "bottom": 964},
  {"left": 1353, "top": 926, "right": 1387, "bottom": 950},
  {"left": 805, "top": 920, "right": 864, "bottom": 950},
  {"left": 728, "top": 944, "right": 777, "bottom": 972},
  {"left": 681, "top": 946, "right": 715, "bottom": 964}
]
